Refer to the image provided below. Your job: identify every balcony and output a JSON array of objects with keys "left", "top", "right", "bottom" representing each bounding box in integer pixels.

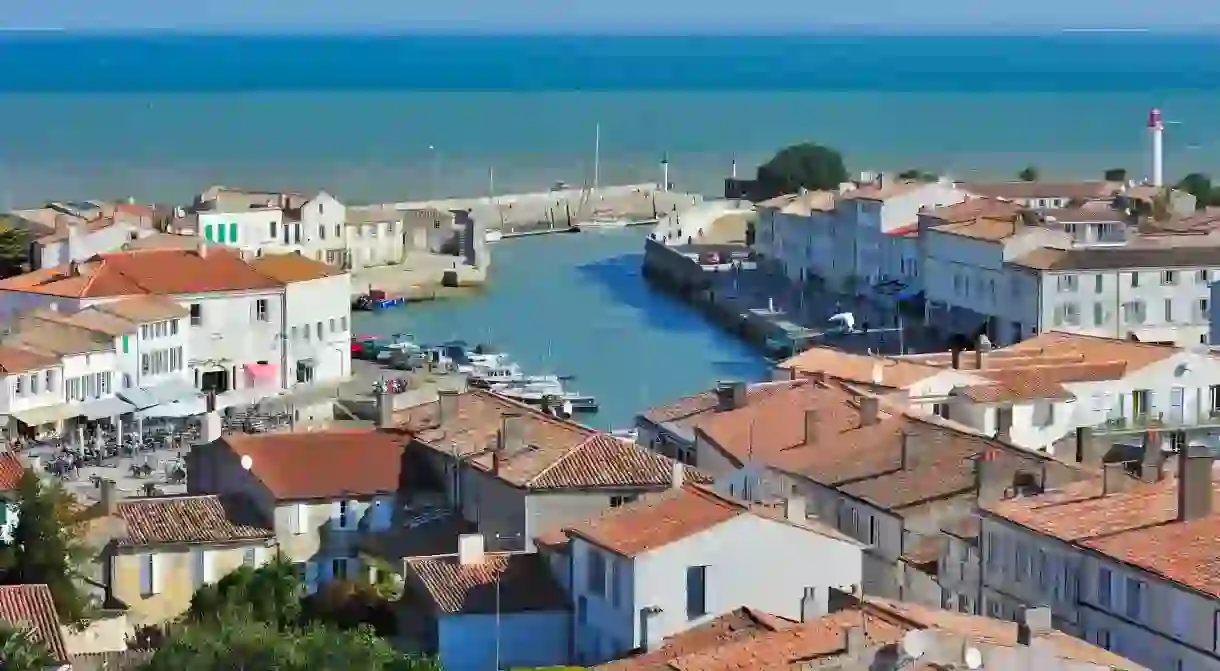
[{"left": 1093, "top": 409, "right": 1220, "bottom": 435}]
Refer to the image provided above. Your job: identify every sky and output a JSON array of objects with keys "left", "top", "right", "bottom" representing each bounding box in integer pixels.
[{"left": 1, "top": 0, "right": 1219, "bottom": 33}]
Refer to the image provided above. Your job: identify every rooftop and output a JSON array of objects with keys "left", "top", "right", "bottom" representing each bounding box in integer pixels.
[
  {"left": 899, "top": 331, "right": 1177, "bottom": 377},
  {"left": 757, "top": 190, "right": 837, "bottom": 215},
  {"left": 222, "top": 430, "right": 404, "bottom": 500},
  {"left": 113, "top": 494, "right": 274, "bottom": 547},
  {"left": 641, "top": 380, "right": 801, "bottom": 428},
  {"left": 920, "top": 197, "right": 1025, "bottom": 224},
  {"left": 840, "top": 179, "right": 928, "bottom": 202},
  {"left": 0, "top": 584, "right": 70, "bottom": 664},
  {"left": 403, "top": 550, "right": 567, "bottom": 615},
  {"left": 0, "top": 451, "right": 24, "bottom": 491},
  {"left": 0, "top": 248, "right": 283, "bottom": 299},
  {"left": 562, "top": 483, "right": 858, "bottom": 558},
  {"left": 776, "top": 348, "right": 942, "bottom": 389},
  {"left": 1011, "top": 243, "right": 1220, "bottom": 271},
  {"left": 248, "top": 252, "right": 346, "bottom": 283},
  {"left": 928, "top": 214, "right": 1028, "bottom": 243},
  {"left": 403, "top": 390, "right": 707, "bottom": 490},
  {"left": 596, "top": 608, "right": 796, "bottom": 671},
  {"left": 92, "top": 296, "right": 190, "bottom": 324},
  {"left": 2, "top": 319, "right": 114, "bottom": 356},
  {"left": 960, "top": 181, "right": 1118, "bottom": 201},
  {"left": 0, "top": 344, "right": 59, "bottom": 373}
]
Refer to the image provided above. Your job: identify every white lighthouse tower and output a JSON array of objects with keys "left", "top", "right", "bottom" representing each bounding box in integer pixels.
[{"left": 1149, "top": 107, "right": 1164, "bottom": 188}]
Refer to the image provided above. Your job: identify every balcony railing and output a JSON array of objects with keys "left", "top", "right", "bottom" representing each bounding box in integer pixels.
[{"left": 1094, "top": 409, "right": 1220, "bottom": 434}]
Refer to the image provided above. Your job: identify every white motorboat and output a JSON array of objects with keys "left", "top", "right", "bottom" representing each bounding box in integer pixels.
[
  {"left": 485, "top": 229, "right": 504, "bottom": 243},
  {"left": 579, "top": 209, "right": 632, "bottom": 229},
  {"left": 491, "top": 380, "right": 599, "bottom": 412},
  {"left": 610, "top": 428, "right": 639, "bottom": 444}
]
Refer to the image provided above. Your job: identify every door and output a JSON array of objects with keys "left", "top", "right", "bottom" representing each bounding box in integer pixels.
[{"left": 1170, "top": 387, "right": 1185, "bottom": 425}]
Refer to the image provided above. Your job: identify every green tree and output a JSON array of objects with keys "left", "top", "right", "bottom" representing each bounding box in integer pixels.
[
  {"left": 897, "top": 168, "right": 938, "bottom": 182},
  {"left": 302, "top": 579, "right": 399, "bottom": 637},
  {"left": 1103, "top": 168, "right": 1128, "bottom": 182},
  {"left": 0, "top": 470, "right": 94, "bottom": 624},
  {"left": 188, "top": 555, "right": 303, "bottom": 626},
  {"left": 0, "top": 215, "right": 29, "bottom": 279},
  {"left": 1017, "top": 166, "right": 1040, "bottom": 182},
  {"left": 0, "top": 623, "right": 57, "bottom": 671},
  {"left": 1177, "top": 173, "right": 1215, "bottom": 209},
  {"left": 751, "top": 143, "right": 848, "bottom": 199},
  {"left": 139, "top": 614, "right": 438, "bottom": 671}
]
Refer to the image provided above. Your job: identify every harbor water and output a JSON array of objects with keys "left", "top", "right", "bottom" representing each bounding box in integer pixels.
[{"left": 352, "top": 228, "right": 770, "bottom": 428}]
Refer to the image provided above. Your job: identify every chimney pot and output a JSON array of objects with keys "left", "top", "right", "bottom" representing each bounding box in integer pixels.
[
  {"left": 785, "top": 496, "right": 805, "bottom": 523},
  {"left": 1018, "top": 606, "right": 1053, "bottom": 646},
  {"left": 201, "top": 410, "right": 221, "bottom": 443},
  {"left": 715, "top": 381, "right": 748, "bottom": 412},
  {"left": 900, "top": 431, "right": 920, "bottom": 469},
  {"left": 859, "top": 396, "right": 879, "bottom": 427},
  {"left": 1140, "top": 431, "right": 1164, "bottom": 482},
  {"left": 950, "top": 348, "right": 961, "bottom": 370},
  {"left": 670, "top": 461, "right": 685, "bottom": 490},
  {"left": 376, "top": 389, "right": 395, "bottom": 429},
  {"left": 799, "top": 586, "right": 825, "bottom": 622},
  {"left": 456, "top": 533, "right": 485, "bottom": 566},
  {"left": 804, "top": 408, "right": 820, "bottom": 445},
  {"left": 1102, "top": 462, "right": 1130, "bottom": 495},
  {"left": 437, "top": 388, "right": 459, "bottom": 426},
  {"left": 1177, "top": 443, "right": 1215, "bottom": 522},
  {"left": 844, "top": 626, "right": 867, "bottom": 655},
  {"left": 47, "top": 303, "right": 58, "bottom": 313},
  {"left": 197, "top": 241, "right": 208, "bottom": 258},
  {"left": 101, "top": 479, "right": 118, "bottom": 516},
  {"left": 995, "top": 406, "right": 1013, "bottom": 442},
  {"left": 68, "top": 261, "right": 80, "bottom": 277}
]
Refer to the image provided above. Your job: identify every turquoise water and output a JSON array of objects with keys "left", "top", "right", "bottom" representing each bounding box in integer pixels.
[{"left": 351, "top": 228, "right": 768, "bottom": 428}]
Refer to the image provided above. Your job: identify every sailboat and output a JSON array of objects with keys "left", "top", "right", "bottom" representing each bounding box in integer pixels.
[{"left": 576, "top": 124, "right": 633, "bottom": 229}]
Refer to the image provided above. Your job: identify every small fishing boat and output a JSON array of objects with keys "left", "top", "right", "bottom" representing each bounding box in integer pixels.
[
  {"left": 491, "top": 380, "right": 598, "bottom": 412},
  {"left": 353, "top": 289, "right": 408, "bottom": 311},
  {"left": 485, "top": 229, "right": 504, "bottom": 243}
]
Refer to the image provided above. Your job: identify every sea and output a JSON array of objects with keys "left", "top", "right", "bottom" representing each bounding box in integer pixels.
[{"left": 7, "top": 32, "right": 1220, "bottom": 426}]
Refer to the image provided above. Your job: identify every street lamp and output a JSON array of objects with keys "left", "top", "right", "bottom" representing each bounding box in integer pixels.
[
  {"left": 241, "top": 454, "right": 284, "bottom": 632},
  {"left": 492, "top": 531, "right": 524, "bottom": 671}
]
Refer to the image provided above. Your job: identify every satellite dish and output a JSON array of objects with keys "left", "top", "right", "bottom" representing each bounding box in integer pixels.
[
  {"left": 240, "top": 454, "right": 254, "bottom": 471},
  {"left": 901, "top": 630, "right": 929, "bottom": 659},
  {"left": 964, "top": 646, "right": 983, "bottom": 669}
]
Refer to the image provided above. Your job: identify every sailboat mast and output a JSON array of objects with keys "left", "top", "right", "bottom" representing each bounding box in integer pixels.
[{"left": 593, "top": 123, "right": 601, "bottom": 193}]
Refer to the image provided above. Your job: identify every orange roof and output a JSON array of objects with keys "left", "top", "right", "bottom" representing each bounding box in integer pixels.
[
  {"left": 0, "top": 248, "right": 283, "bottom": 298},
  {"left": 641, "top": 381, "right": 799, "bottom": 426},
  {"left": 0, "top": 345, "right": 59, "bottom": 373},
  {"left": 222, "top": 430, "right": 403, "bottom": 500},
  {"left": 93, "top": 296, "right": 189, "bottom": 323},
  {"left": 249, "top": 252, "right": 345, "bottom": 283},
  {"left": 404, "top": 552, "right": 567, "bottom": 614},
  {"left": 921, "top": 197, "right": 1024, "bottom": 223},
  {"left": 777, "top": 348, "right": 941, "bottom": 389},
  {"left": 114, "top": 494, "right": 273, "bottom": 547},
  {"left": 0, "top": 451, "right": 24, "bottom": 491},
  {"left": 899, "top": 331, "right": 1177, "bottom": 378},
  {"left": 0, "top": 584, "right": 70, "bottom": 664},
  {"left": 985, "top": 475, "right": 1220, "bottom": 598},
  {"left": 596, "top": 608, "right": 796, "bottom": 671}
]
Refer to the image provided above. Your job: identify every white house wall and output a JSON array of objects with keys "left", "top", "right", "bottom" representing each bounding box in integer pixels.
[{"left": 283, "top": 274, "right": 351, "bottom": 386}]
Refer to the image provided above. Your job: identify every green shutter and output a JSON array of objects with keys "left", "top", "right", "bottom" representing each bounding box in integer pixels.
[
  {"left": 204, "top": 225, "right": 213, "bottom": 241},
  {"left": 122, "top": 335, "right": 129, "bottom": 354},
  {"left": 218, "top": 225, "right": 226, "bottom": 243},
  {"left": 230, "top": 223, "right": 238, "bottom": 241}
]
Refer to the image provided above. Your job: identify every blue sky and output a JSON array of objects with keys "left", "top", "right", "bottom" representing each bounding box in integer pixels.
[{"left": 3, "top": 0, "right": 1218, "bottom": 32}]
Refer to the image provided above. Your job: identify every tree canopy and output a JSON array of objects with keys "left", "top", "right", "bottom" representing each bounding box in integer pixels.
[
  {"left": 897, "top": 168, "right": 938, "bottom": 182},
  {"left": 0, "top": 470, "right": 94, "bottom": 624},
  {"left": 1017, "top": 166, "right": 1040, "bottom": 182},
  {"left": 0, "top": 215, "right": 29, "bottom": 279},
  {"left": 1175, "top": 172, "right": 1220, "bottom": 209},
  {"left": 1103, "top": 168, "right": 1128, "bottom": 182},
  {"left": 751, "top": 143, "right": 848, "bottom": 199},
  {"left": 0, "top": 624, "right": 57, "bottom": 671}
]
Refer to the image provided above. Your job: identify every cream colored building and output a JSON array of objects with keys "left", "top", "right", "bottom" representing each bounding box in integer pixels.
[{"left": 100, "top": 486, "right": 274, "bottom": 624}]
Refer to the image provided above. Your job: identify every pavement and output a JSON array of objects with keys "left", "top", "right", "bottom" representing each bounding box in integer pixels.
[{"left": 351, "top": 252, "right": 486, "bottom": 298}]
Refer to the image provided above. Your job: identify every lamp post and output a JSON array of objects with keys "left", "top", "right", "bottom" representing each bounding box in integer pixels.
[
  {"left": 241, "top": 454, "right": 284, "bottom": 632},
  {"left": 492, "top": 531, "right": 524, "bottom": 671}
]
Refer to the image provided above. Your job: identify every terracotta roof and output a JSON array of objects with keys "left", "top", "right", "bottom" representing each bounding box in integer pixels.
[
  {"left": 0, "top": 248, "right": 283, "bottom": 298},
  {"left": 35, "top": 215, "right": 120, "bottom": 243},
  {"left": 114, "top": 494, "right": 273, "bottom": 547},
  {"left": 899, "top": 331, "right": 1177, "bottom": 374},
  {"left": 929, "top": 215, "right": 1027, "bottom": 242},
  {"left": 222, "top": 430, "right": 403, "bottom": 500},
  {"left": 0, "top": 584, "right": 70, "bottom": 663},
  {"left": 777, "top": 348, "right": 941, "bottom": 389},
  {"left": 249, "top": 253, "right": 346, "bottom": 283},
  {"left": 921, "top": 197, "right": 1025, "bottom": 223},
  {"left": 0, "top": 345, "right": 58, "bottom": 373},
  {"left": 952, "top": 369, "right": 1077, "bottom": 403},
  {"left": 961, "top": 181, "right": 1118, "bottom": 201},
  {"left": 596, "top": 608, "right": 796, "bottom": 671},
  {"left": 403, "top": 551, "right": 567, "bottom": 614},
  {"left": 1039, "top": 207, "right": 1129, "bottom": 223},
  {"left": 404, "top": 390, "right": 706, "bottom": 490},
  {"left": 93, "top": 296, "right": 189, "bottom": 323},
  {"left": 563, "top": 483, "right": 857, "bottom": 557},
  {"left": 1011, "top": 244, "right": 1220, "bottom": 272},
  {"left": 640, "top": 381, "right": 799, "bottom": 427},
  {"left": 840, "top": 180, "right": 927, "bottom": 202},
  {"left": 984, "top": 474, "right": 1220, "bottom": 599},
  {"left": 0, "top": 451, "right": 24, "bottom": 491},
  {"left": 757, "top": 190, "right": 837, "bottom": 215},
  {"left": 2, "top": 320, "right": 113, "bottom": 356}
]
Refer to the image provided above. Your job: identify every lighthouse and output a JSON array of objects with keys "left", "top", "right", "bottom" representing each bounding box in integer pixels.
[{"left": 1149, "top": 108, "right": 1164, "bottom": 188}]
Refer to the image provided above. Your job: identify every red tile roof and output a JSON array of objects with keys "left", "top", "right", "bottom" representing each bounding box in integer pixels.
[
  {"left": 0, "top": 248, "right": 284, "bottom": 298},
  {"left": 641, "top": 381, "right": 799, "bottom": 426},
  {"left": 113, "top": 495, "right": 273, "bottom": 547},
  {"left": 596, "top": 608, "right": 796, "bottom": 671},
  {"left": 249, "top": 253, "right": 345, "bottom": 282},
  {"left": 0, "top": 346, "right": 58, "bottom": 374},
  {"left": 404, "top": 552, "right": 567, "bottom": 614},
  {"left": 0, "top": 451, "right": 25, "bottom": 491},
  {"left": 0, "top": 584, "right": 70, "bottom": 663},
  {"left": 222, "top": 430, "right": 403, "bottom": 500}
]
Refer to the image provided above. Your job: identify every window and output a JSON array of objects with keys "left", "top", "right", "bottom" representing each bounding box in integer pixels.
[
  {"left": 1131, "top": 272, "right": 1140, "bottom": 288},
  {"left": 290, "top": 326, "right": 298, "bottom": 340},
  {"left": 1123, "top": 300, "right": 1145, "bottom": 323},
  {"left": 577, "top": 596, "right": 587, "bottom": 625},
  {"left": 122, "top": 335, "right": 130, "bottom": 353},
  {"left": 337, "top": 500, "right": 352, "bottom": 529},
  {"left": 45, "top": 370, "right": 54, "bottom": 392},
  {"left": 1094, "top": 274, "right": 1104, "bottom": 293},
  {"left": 1162, "top": 270, "right": 1177, "bottom": 285},
  {"left": 609, "top": 495, "right": 637, "bottom": 508},
  {"left": 1096, "top": 628, "right": 1112, "bottom": 651},
  {"left": 29, "top": 375, "right": 37, "bottom": 394},
  {"left": 14, "top": 376, "right": 22, "bottom": 395},
  {"left": 319, "top": 225, "right": 326, "bottom": 240},
  {"left": 139, "top": 553, "right": 157, "bottom": 596},
  {"left": 269, "top": 221, "right": 278, "bottom": 238},
  {"left": 141, "top": 325, "right": 150, "bottom": 339},
  {"left": 1125, "top": 578, "right": 1144, "bottom": 620},
  {"left": 123, "top": 373, "right": 132, "bottom": 389},
  {"left": 1165, "top": 298, "right": 1175, "bottom": 323},
  {"left": 586, "top": 549, "right": 606, "bottom": 596},
  {"left": 1097, "top": 567, "right": 1112, "bottom": 607},
  {"left": 189, "top": 303, "right": 202, "bottom": 326},
  {"left": 243, "top": 547, "right": 257, "bottom": 567},
  {"left": 170, "top": 319, "right": 179, "bottom": 335},
  {"left": 292, "top": 503, "right": 308, "bottom": 535},
  {"left": 334, "top": 224, "right": 341, "bottom": 238},
  {"left": 255, "top": 299, "right": 269, "bottom": 322},
  {"left": 329, "top": 317, "right": 336, "bottom": 333},
  {"left": 1213, "top": 611, "right": 1220, "bottom": 652},
  {"left": 1093, "top": 302, "right": 1106, "bottom": 326},
  {"left": 294, "top": 224, "right": 301, "bottom": 244},
  {"left": 217, "top": 224, "right": 226, "bottom": 243},
  {"left": 1210, "top": 385, "right": 1220, "bottom": 414},
  {"left": 316, "top": 321, "right": 323, "bottom": 340},
  {"left": 1199, "top": 269, "right": 1210, "bottom": 284},
  {"left": 340, "top": 316, "right": 348, "bottom": 331},
  {"left": 204, "top": 224, "right": 213, "bottom": 241},
  {"left": 686, "top": 566, "right": 708, "bottom": 619},
  {"left": 1056, "top": 274, "right": 1078, "bottom": 292},
  {"left": 333, "top": 557, "right": 348, "bottom": 580},
  {"left": 1054, "top": 302, "right": 1080, "bottom": 326},
  {"left": 229, "top": 223, "right": 237, "bottom": 241},
  {"left": 192, "top": 549, "right": 207, "bottom": 588}
]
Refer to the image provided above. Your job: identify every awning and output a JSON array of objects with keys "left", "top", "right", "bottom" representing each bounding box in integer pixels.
[
  {"left": 137, "top": 396, "right": 207, "bottom": 419},
  {"left": 11, "top": 404, "right": 79, "bottom": 427},
  {"left": 244, "top": 363, "right": 279, "bottom": 383},
  {"left": 894, "top": 288, "right": 924, "bottom": 302},
  {"left": 118, "top": 388, "right": 158, "bottom": 410},
  {"left": 120, "top": 379, "right": 202, "bottom": 411},
  {"left": 77, "top": 396, "right": 137, "bottom": 421}
]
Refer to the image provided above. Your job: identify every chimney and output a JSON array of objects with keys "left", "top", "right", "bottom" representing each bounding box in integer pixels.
[
  {"left": 994, "top": 406, "right": 1013, "bottom": 442},
  {"left": 950, "top": 348, "right": 961, "bottom": 370},
  {"left": 974, "top": 345, "right": 983, "bottom": 370},
  {"left": 1102, "top": 462, "right": 1130, "bottom": 495},
  {"left": 456, "top": 533, "right": 485, "bottom": 566},
  {"left": 101, "top": 478, "right": 118, "bottom": 516},
  {"left": 1017, "top": 607, "right": 1053, "bottom": 646},
  {"left": 498, "top": 413, "right": 525, "bottom": 454},
  {"left": 201, "top": 394, "right": 221, "bottom": 443},
  {"left": 804, "top": 408, "right": 820, "bottom": 445},
  {"left": 197, "top": 241, "right": 208, "bottom": 259},
  {"left": 1074, "top": 426, "right": 1104, "bottom": 466},
  {"left": 715, "top": 381, "right": 747, "bottom": 412},
  {"left": 68, "top": 261, "right": 80, "bottom": 277},
  {"left": 859, "top": 396, "right": 879, "bottom": 427},
  {"left": 900, "top": 431, "right": 921, "bottom": 470},
  {"left": 67, "top": 223, "right": 85, "bottom": 261},
  {"left": 844, "top": 625, "right": 867, "bottom": 655},
  {"left": 785, "top": 496, "right": 805, "bottom": 523},
  {"left": 437, "top": 388, "right": 459, "bottom": 426},
  {"left": 670, "top": 461, "right": 685, "bottom": 490},
  {"left": 975, "top": 449, "right": 1007, "bottom": 505},
  {"left": 799, "top": 587, "right": 825, "bottom": 622},
  {"left": 1139, "top": 431, "right": 1164, "bottom": 482},
  {"left": 1177, "top": 443, "right": 1215, "bottom": 522},
  {"left": 376, "top": 389, "right": 395, "bottom": 429}
]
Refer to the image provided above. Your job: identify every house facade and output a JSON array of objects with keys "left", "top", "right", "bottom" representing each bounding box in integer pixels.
[{"left": 250, "top": 254, "right": 352, "bottom": 388}]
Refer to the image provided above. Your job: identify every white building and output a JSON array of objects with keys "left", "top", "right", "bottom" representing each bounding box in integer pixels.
[
  {"left": 249, "top": 253, "right": 351, "bottom": 387},
  {"left": 560, "top": 473, "right": 864, "bottom": 665},
  {"left": 190, "top": 187, "right": 348, "bottom": 265},
  {"left": 981, "top": 445, "right": 1220, "bottom": 671},
  {"left": 13, "top": 201, "right": 157, "bottom": 271},
  {"left": 960, "top": 181, "right": 1120, "bottom": 210},
  {"left": 0, "top": 245, "right": 351, "bottom": 413}
]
